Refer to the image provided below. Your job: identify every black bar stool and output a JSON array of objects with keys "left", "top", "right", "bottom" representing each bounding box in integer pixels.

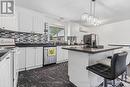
[{"left": 87, "top": 51, "right": 128, "bottom": 87}]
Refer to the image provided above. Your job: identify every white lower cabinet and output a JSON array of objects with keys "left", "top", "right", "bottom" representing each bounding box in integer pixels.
[
  {"left": 26, "top": 47, "right": 36, "bottom": 70},
  {"left": 57, "top": 46, "right": 63, "bottom": 62},
  {"left": 0, "top": 54, "right": 12, "bottom": 87},
  {"left": 35, "top": 47, "right": 43, "bottom": 67},
  {"left": 18, "top": 47, "right": 43, "bottom": 71},
  {"left": 13, "top": 51, "right": 19, "bottom": 87},
  {"left": 18, "top": 48, "right": 26, "bottom": 71},
  {"left": 57, "top": 46, "right": 68, "bottom": 63},
  {"left": 62, "top": 48, "right": 68, "bottom": 60}
]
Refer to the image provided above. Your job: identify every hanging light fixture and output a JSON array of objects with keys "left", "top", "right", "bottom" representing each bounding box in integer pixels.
[{"left": 81, "top": 0, "right": 101, "bottom": 26}]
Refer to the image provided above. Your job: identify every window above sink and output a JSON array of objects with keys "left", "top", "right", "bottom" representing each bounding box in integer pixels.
[{"left": 49, "top": 25, "right": 65, "bottom": 42}]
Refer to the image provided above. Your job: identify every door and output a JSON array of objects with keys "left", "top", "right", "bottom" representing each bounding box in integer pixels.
[
  {"left": 35, "top": 47, "right": 43, "bottom": 67},
  {"left": 26, "top": 47, "right": 35, "bottom": 69}
]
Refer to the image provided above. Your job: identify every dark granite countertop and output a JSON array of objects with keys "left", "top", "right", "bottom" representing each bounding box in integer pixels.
[
  {"left": 16, "top": 43, "right": 58, "bottom": 47},
  {"left": 15, "top": 43, "right": 46, "bottom": 47},
  {"left": 109, "top": 44, "right": 130, "bottom": 47},
  {"left": 15, "top": 43, "right": 84, "bottom": 47},
  {"left": 62, "top": 46, "right": 123, "bottom": 54}
]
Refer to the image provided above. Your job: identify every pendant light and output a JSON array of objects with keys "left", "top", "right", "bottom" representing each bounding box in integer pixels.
[{"left": 81, "top": 0, "right": 101, "bottom": 26}]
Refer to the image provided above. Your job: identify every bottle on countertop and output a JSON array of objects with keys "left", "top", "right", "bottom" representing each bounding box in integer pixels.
[
  {"left": 80, "top": 40, "right": 84, "bottom": 48},
  {"left": 80, "top": 40, "right": 83, "bottom": 45},
  {"left": 68, "top": 40, "right": 70, "bottom": 45}
]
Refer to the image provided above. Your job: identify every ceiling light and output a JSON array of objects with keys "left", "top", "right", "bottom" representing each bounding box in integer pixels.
[{"left": 81, "top": 0, "right": 101, "bottom": 26}]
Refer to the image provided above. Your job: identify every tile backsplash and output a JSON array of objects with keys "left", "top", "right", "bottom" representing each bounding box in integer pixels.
[{"left": 0, "top": 28, "right": 47, "bottom": 43}]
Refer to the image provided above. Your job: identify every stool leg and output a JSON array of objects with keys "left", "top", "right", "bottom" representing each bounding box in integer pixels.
[
  {"left": 121, "top": 74, "right": 124, "bottom": 80},
  {"left": 121, "top": 71, "right": 127, "bottom": 81},
  {"left": 125, "top": 68, "right": 128, "bottom": 81},
  {"left": 104, "top": 79, "right": 107, "bottom": 87},
  {"left": 112, "top": 80, "right": 116, "bottom": 87}
]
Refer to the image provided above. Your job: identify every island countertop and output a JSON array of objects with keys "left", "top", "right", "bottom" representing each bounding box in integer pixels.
[{"left": 62, "top": 45, "right": 123, "bottom": 54}]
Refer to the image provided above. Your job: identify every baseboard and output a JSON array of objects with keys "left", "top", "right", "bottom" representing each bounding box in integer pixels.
[
  {"left": 56, "top": 59, "right": 68, "bottom": 64},
  {"left": 26, "top": 65, "right": 43, "bottom": 70},
  {"left": 18, "top": 68, "right": 26, "bottom": 72}
]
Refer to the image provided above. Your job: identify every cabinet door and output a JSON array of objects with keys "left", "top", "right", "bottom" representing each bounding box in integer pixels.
[
  {"left": 57, "top": 46, "right": 69, "bottom": 63},
  {"left": 18, "top": 12, "right": 33, "bottom": 32},
  {"left": 18, "top": 48, "right": 26, "bottom": 71},
  {"left": 13, "top": 50, "right": 19, "bottom": 86},
  {"left": 57, "top": 46, "right": 68, "bottom": 63},
  {"left": 35, "top": 47, "right": 43, "bottom": 66},
  {"left": 57, "top": 46, "right": 63, "bottom": 63},
  {"left": 0, "top": 56, "right": 11, "bottom": 87},
  {"left": 0, "top": 15, "right": 18, "bottom": 31},
  {"left": 26, "top": 47, "right": 36, "bottom": 69},
  {"left": 62, "top": 48, "right": 68, "bottom": 60},
  {"left": 33, "top": 16, "right": 44, "bottom": 33}
]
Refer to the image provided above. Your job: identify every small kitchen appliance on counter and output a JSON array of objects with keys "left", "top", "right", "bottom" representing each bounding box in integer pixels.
[
  {"left": 83, "top": 34, "right": 97, "bottom": 47},
  {"left": 83, "top": 34, "right": 103, "bottom": 48},
  {"left": 67, "top": 36, "right": 77, "bottom": 45}
]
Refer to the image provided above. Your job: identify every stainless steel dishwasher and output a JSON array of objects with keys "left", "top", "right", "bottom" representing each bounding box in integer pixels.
[{"left": 43, "top": 46, "right": 57, "bottom": 65}]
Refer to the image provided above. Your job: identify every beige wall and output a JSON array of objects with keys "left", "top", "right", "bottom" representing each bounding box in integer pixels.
[
  {"left": 68, "top": 19, "right": 130, "bottom": 45},
  {"left": 90, "top": 20, "right": 130, "bottom": 45}
]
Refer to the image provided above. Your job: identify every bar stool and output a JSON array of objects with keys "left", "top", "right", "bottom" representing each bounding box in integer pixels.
[{"left": 87, "top": 51, "right": 128, "bottom": 87}]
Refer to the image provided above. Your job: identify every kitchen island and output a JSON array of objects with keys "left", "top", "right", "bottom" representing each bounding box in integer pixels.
[{"left": 63, "top": 46, "right": 122, "bottom": 87}]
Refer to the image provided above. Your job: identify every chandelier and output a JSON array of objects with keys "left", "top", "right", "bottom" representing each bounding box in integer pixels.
[{"left": 81, "top": 0, "right": 101, "bottom": 26}]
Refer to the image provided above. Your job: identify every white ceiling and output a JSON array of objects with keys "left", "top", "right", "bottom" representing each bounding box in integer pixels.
[{"left": 16, "top": 0, "right": 130, "bottom": 25}]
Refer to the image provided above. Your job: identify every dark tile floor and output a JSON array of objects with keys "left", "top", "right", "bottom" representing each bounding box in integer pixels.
[{"left": 17, "top": 62, "right": 77, "bottom": 87}]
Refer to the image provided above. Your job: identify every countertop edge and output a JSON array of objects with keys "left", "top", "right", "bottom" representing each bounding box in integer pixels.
[
  {"left": 109, "top": 44, "right": 130, "bottom": 47},
  {"left": 62, "top": 46, "right": 123, "bottom": 54}
]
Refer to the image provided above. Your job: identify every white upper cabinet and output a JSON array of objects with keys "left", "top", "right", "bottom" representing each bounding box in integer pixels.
[
  {"left": 17, "top": 6, "right": 66, "bottom": 34},
  {"left": 33, "top": 16, "right": 44, "bottom": 33},
  {"left": 0, "top": 15, "right": 18, "bottom": 31},
  {"left": 17, "top": 7, "right": 45, "bottom": 33},
  {"left": 0, "top": 4, "right": 18, "bottom": 31},
  {"left": 18, "top": 11, "right": 33, "bottom": 32}
]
